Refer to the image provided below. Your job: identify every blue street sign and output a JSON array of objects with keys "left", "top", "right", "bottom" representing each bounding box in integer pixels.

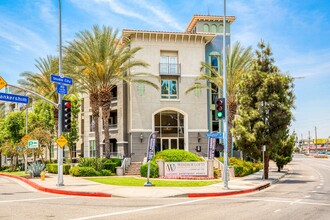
[
  {"left": 205, "top": 132, "right": 223, "bottom": 139},
  {"left": 50, "top": 74, "right": 73, "bottom": 85},
  {"left": 57, "top": 84, "right": 68, "bottom": 94},
  {"left": 0, "top": 92, "right": 29, "bottom": 104}
]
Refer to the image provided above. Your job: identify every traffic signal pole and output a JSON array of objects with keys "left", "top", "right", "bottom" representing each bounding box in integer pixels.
[
  {"left": 57, "top": 0, "right": 64, "bottom": 186},
  {"left": 222, "top": 0, "right": 229, "bottom": 189}
]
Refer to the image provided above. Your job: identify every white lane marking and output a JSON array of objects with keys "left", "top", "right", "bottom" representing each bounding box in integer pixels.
[
  {"left": 312, "top": 191, "right": 317, "bottom": 193},
  {"left": 0, "top": 196, "right": 73, "bottom": 204},
  {"left": 320, "top": 183, "right": 324, "bottom": 186},
  {"left": 221, "top": 197, "right": 330, "bottom": 206},
  {"left": 290, "top": 199, "right": 301, "bottom": 205},
  {"left": 317, "top": 186, "right": 321, "bottom": 189},
  {"left": 304, "top": 195, "right": 311, "bottom": 198},
  {"left": 70, "top": 198, "right": 211, "bottom": 220},
  {"left": 274, "top": 209, "right": 281, "bottom": 213}
]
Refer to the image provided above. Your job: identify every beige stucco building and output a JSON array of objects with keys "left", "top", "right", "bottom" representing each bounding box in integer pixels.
[{"left": 79, "top": 15, "right": 235, "bottom": 162}]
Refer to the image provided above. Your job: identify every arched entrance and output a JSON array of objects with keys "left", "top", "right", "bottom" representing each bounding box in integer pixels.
[{"left": 154, "top": 110, "right": 185, "bottom": 152}]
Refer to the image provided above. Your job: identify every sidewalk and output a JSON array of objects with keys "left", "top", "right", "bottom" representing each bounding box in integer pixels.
[{"left": 0, "top": 164, "right": 288, "bottom": 198}]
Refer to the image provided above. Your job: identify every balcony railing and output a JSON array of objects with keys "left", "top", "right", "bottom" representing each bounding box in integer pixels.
[{"left": 159, "top": 63, "right": 181, "bottom": 76}]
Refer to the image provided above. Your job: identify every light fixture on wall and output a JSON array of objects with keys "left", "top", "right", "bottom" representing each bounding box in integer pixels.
[
  {"left": 197, "top": 132, "right": 201, "bottom": 143},
  {"left": 140, "top": 133, "right": 144, "bottom": 143}
]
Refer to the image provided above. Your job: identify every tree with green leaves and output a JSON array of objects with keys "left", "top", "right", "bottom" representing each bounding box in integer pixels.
[
  {"left": 232, "top": 40, "right": 295, "bottom": 179},
  {"left": 1, "top": 111, "right": 25, "bottom": 170},
  {"left": 185, "top": 42, "right": 253, "bottom": 157},
  {"left": 65, "top": 25, "right": 159, "bottom": 158},
  {"left": 273, "top": 133, "right": 295, "bottom": 172}
]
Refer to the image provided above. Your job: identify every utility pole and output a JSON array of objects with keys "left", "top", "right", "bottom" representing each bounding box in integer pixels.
[
  {"left": 57, "top": 0, "right": 64, "bottom": 186},
  {"left": 222, "top": 0, "right": 229, "bottom": 189},
  {"left": 308, "top": 130, "right": 311, "bottom": 154},
  {"left": 315, "top": 126, "right": 318, "bottom": 155}
]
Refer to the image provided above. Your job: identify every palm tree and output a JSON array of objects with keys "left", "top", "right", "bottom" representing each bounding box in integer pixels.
[
  {"left": 18, "top": 56, "right": 59, "bottom": 132},
  {"left": 186, "top": 41, "right": 253, "bottom": 157},
  {"left": 65, "top": 25, "right": 159, "bottom": 158}
]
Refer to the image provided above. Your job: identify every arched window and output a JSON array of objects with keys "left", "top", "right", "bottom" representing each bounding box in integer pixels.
[
  {"left": 203, "top": 24, "right": 209, "bottom": 32},
  {"left": 211, "top": 24, "right": 217, "bottom": 33},
  {"left": 154, "top": 110, "right": 184, "bottom": 152}
]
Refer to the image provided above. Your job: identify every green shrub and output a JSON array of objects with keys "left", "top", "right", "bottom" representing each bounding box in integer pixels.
[
  {"left": 79, "top": 158, "right": 103, "bottom": 170},
  {"left": 140, "top": 161, "right": 159, "bottom": 178},
  {"left": 217, "top": 157, "right": 263, "bottom": 177},
  {"left": 103, "top": 160, "right": 117, "bottom": 173},
  {"left": 111, "top": 158, "right": 122, "bottom": 167},
  {"left": 153, "top": 149, "right": 203, "bottom": 162},
  {"left": 46, "top": 164, "right": 71, "bottom": 175},
  {"left": 214, "top": 168, "right": 220, "bottom": 178},
  {"left": 99, "top": 169, "right": 112, "bottom": 176},
  {"left": 234, "top": 166, "right": 244, "bottom": 177},
  {"left": 69, "top": 166, "right": 99, "bottom": 177}
]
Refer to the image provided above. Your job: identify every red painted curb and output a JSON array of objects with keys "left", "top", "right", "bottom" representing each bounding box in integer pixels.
[
  {"left": 187, "top": 182, "right": 271, "bottom": 198},
  {"left": 0, "top": 174, "right": 112, "bottom": 198}
]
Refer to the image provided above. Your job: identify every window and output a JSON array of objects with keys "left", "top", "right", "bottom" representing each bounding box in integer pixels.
[
  {"left": 89, "top": 140, "right": 96, "bottom": 158},
  {"left": 89, "top": 115, "right": 95, "bottom": 132},
  {"left": 210, "top": 55, "right": 219, "bottom": 72},
  {"left": 203, "top": 24, "right": 210, "bottom": 32},
  {"left": 161, "top": 79, "right": 177, "bottom": 99},
  {"left": 160, "top": 51, "right": 180, "bottom": 76},
  {"left": 211, "top": 24, "right": 217, "bottom": 33}
]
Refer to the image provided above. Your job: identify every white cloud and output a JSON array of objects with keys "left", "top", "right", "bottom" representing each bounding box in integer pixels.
[
  {"left": 0, "top": 18, "right": 51, "bottom": 56},
  {"left": 69, "top": 0, "right": 184, "bottom": 31},
  {"left": 36, "top": 0, "right": 57, "bottom": 26}
]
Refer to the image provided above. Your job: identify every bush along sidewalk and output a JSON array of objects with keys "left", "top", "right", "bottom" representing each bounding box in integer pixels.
[
  {"left": 218, "top": 157, "right": 263, "bottom": 177},
  {"left": 68, "top": 158, "right": 119, "bottom": 177}
]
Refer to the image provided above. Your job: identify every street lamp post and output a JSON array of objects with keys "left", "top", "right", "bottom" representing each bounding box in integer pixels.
[
  {"left": 57, "top": 0, "right": 64, "bottom": 186},
  {"left": 222, "top": 0, "right": 229, "bottom": 189}
]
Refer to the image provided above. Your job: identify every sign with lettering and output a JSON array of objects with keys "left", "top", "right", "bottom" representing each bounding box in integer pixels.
[
  {"left": 50, "top": 74, "right": 73, "bottom": 85},
  {"left": 56, "top": 84, "right": 68, "bottom": 94},
  {"left": 28, "top": 140, "right": 39, "bottom": 149},
  {"left": 164, "top": 162, "right": 207, "bottom": 177},
  {"left": 0, "top": 92, "right": 29, "bottom": 104}
]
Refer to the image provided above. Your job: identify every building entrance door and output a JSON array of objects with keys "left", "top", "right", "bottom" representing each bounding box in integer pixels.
[{"left": 161, "top": 138, "right": 178, "bottom": 150}]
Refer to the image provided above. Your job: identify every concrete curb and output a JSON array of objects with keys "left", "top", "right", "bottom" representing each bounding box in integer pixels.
[
  {"left": 182, "top": 182, "right": 271, "bottom": 198},
  {"left": 0, "top": 174, "right": 112, "bottom": 198}
]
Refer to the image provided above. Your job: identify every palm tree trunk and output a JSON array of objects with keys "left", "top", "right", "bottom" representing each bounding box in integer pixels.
[
  {"left": 90, "top": 92, "right": 101, "bottom": 158},
  {"left": 227, "top": 101, "right": 237, "bottom": 158},
  {"left": 102, "top": 105, "right": 111, "bottom": 158},
  {"left": 99, "top": 89, "right": 112, "bottom": 158}
]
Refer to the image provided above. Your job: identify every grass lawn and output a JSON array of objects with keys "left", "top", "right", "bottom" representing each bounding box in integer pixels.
[{"left": 85, "top": 177, "right": 221, "bottom": 187}]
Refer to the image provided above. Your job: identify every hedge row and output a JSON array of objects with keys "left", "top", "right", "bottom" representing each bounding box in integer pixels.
[
  {"left": 46, "top": 164, "right": 71, "bottom": 175},
  {"left": 69, "top": 166, "right": 112, "bottom": 177}
]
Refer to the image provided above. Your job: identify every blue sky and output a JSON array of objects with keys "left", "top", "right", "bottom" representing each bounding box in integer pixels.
[{"left": 1, "top": 0, "right": 329, "bottom": 139}]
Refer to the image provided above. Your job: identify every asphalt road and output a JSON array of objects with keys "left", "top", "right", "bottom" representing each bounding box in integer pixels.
[{"left": 1, "top": 155, "right": 329, "bottom": 220}]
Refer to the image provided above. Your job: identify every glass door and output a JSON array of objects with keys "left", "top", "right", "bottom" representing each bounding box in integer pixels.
[{"left": 161, "top": 138, "right": 178, "bottom": 150}]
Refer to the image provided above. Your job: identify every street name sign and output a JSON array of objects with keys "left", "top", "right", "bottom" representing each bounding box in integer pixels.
[
  {"left": 50, "top": 74, "right": 73, "bottom": 85},
  {"left": 0, "top": 92, "right": 29, "bottom": 104},
  {"left": 205, "top": 132, "right": 223, "bottom": 139},
  {"left": 56, "top": 135, "right": 68, "bottom": 148},
  {"left": 57, "top": 84, "right": 68, "bottom": 94},
  {"left": 0, "top": 76, "right": 7, "bottom": 90},
  {"left": 28, "top": 140, "right": 39, "bottom": 149}
]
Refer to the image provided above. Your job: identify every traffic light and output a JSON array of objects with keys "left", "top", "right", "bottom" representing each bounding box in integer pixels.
[
  {"left": 215, "top": 98, "right": 225, "bottom": 119},
  {"left": 62, "top": 100, "right": 72, "bottom": 132}
]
